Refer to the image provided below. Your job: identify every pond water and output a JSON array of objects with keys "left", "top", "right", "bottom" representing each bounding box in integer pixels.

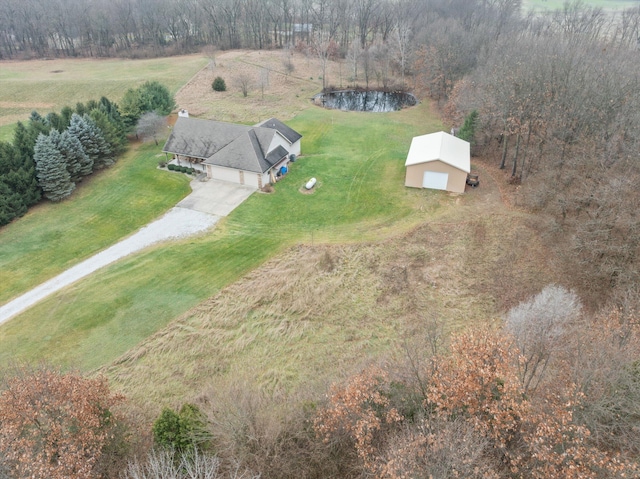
[{"left": 313, "top": 90, "right": 418, "bottom": 112}]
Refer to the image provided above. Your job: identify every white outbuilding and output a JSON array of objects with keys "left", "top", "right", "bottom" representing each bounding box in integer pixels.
[{"left": 404, "top": 131, "right": 470, "bottom": 193}]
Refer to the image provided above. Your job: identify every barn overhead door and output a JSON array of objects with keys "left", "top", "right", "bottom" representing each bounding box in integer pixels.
[{"left": 422, "top": 171, "right": 449, "bottom": 190}]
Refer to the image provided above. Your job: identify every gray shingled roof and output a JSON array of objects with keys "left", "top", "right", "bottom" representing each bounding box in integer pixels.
[
  {"left": 163, "top": 117, "right": 300, "bottom": 173},
  {"left": 254, "top": 118, "right": 303, "bottom": 144}
]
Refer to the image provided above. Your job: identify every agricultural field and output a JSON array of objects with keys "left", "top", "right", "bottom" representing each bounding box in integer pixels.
[{"left": 0, "top": 54, "right": 208, "bottom": 129}]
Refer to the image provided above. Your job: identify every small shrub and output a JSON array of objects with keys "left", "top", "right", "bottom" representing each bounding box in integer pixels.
[
  {"left": 458, "top": 110, "right": 479, "bottom": 145},
  {"left": 152, "top": 403, "right": 210, "bottom": 454},
  {"left": 167, "top": 164, "right": 176, "bottom": 171},
  {"left": 212, "top": 77, "right": 226, "bottom": 92},
  {"left": 158, "top": 160, "right": 167, "bottom": 168}
]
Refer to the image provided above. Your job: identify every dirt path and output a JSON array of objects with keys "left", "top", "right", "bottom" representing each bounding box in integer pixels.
[{"left": 0, "top": 207, "right": 219, "bottom": 325}]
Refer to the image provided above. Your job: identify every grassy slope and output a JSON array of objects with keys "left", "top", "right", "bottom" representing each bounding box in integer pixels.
[
  {"left": 0, "top": 142, "right": 191, "bottom": 305},
  {"left": 0, "top": 103, "right": 444, "bottom": 370},
  {"left": 102, "top": 163, "right": 557, "bottom": 414}
]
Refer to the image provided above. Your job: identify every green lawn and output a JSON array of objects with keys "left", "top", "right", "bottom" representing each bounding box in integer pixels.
[
  {"left": 0, "top": 142, "right": 191, "bottom": 305},
  {"left": 0, "top": 55, "right": 208, "bottom": 127},
  {"left": 0, "top": 103, "right": 444, "bottom": 370}
]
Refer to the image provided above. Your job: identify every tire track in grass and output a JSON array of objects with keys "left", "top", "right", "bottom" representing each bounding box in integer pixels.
[{"left": 346, "top": 149, "right": 383, "bottom": 206}]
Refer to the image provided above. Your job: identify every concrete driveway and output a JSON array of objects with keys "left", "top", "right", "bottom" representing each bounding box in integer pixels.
[
  {"left": 177, "top": 178, "right": 256, "bottom": 216},
  {"left": 0, "top": 178, "right": 256, "bottom": 325}
]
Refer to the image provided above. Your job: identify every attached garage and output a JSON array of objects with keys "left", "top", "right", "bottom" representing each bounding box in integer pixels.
[{"left": 404, "top": 131, "right": 470, "bottom": 193}]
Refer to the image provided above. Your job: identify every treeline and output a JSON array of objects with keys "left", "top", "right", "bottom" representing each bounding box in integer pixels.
[
  {"left": 2, "top": 286, "right": 638, "bottom": 478},
  {"left": 0, "top": 0, "right": 529, "bottom": 59},
  {"left": 2, "top": 0, "right": 639, "bottom": 61},
  {"left": 410, "top": 1, "right": 640, "bottom": 306},
  {"left": 0, "top": 81, "right": 174, "bottom": 226}
]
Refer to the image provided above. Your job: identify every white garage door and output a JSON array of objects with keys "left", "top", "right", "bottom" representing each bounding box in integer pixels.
[{"left": 422, "top": 171, "right": 449, "bottom": 190}]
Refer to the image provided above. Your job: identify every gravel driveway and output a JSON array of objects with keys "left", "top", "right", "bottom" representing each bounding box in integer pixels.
[{"left": 0, "top": 178, "right": 256, "bottom": 325}]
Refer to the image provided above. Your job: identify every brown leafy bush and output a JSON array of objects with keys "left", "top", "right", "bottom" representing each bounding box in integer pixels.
[
  {"left": 0, "top": 366, "right": 123, "bottom": 479},
  {"left": 313, "top": 366, "right": 403, "bottom": 476}
]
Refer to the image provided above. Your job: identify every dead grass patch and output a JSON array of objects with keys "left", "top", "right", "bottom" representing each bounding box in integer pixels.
[{"left": 175, "top": 49, "right": 398, "bottom": 123}]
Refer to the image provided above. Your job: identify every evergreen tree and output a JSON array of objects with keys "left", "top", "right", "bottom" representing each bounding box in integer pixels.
[
  {"left": 60, "top": 106, "right": 74, "bottom": 128},
  {"left": 13, "top": 116, "right": 51, "bottom": 163},
  {"left": 33, "top": 133, "right": 75, "bottom": 201},
  {"left": 0, "top": 182, "right": 27, "bottom": 226},
  {"left": 49, "top": 129, "right": 90, "bottom": 182},
  {"left": 12, "top": 122, "right": 34, "bottom": 162},
  {"left": 139, "top": 81, "right": 175, "bottom": 115},
  {"left": 45, "top": 112, "right": 65, "bottom": 132},
  {"left": 67, "top": 114, "right": 112, "bottom": 171},
  {"left": 0, "top": 142, "right": 36, "bottom": 225},
  {"left": 458, "top": 110, "right": 479, "bottom": 145},
  {"left": 85, "top": 99, "right": 99, "bottom": 111},
  {"left": 75, "top": 102, "right": 87, "bottom": 117},
  {"left": 62, "top": 130, "right": 91, "bottom": 179},
  {"left": 212, "top": 76, "right": 226, "bottom": 92},
  {"left": 120, "top": 81, "right": 175, "bottom": 127},
  {"left": 99, "top": 96, "right": 123, "bottom": 124},
  {"left": 5, "top": 128, "right": 41, "bottom": 207},
  {"left": 89, "top": 109, "right": 126, "bottom": 156},
  {"left": 29, "top": 111, "right": 44, "bottom": 123},
  {"left": 1, "top": 141, "right": 40, "bottom": 207},
  {"left": 120, "top": 88, "right": 144, "bottom": 128},
  {"left": 98, "top": 97, "right": 127, "bottom": 146},
  {"left": 83, "top": 114, "right": 113, "bottom": 168}
]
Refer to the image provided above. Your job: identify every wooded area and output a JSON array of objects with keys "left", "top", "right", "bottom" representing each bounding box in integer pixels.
[{"left": 2, "top": 0, "right": 640, "bottom": 477}]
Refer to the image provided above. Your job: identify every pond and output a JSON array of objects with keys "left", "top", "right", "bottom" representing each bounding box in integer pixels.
[{"left": 312, "top": 90, "right": 418, "bottom": 112}]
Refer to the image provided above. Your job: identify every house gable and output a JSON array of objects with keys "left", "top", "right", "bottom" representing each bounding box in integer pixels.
[{"left": 254, "top": 118, "right": 302, "bottom": 145}]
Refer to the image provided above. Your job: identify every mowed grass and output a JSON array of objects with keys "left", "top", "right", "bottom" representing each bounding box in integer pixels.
[
  {"left": 0, "top": 55, "right": 208, "bottom": 127},
  {"left": 0, "top": 102, "right": 444, "bottom": 370},
  {"left": 0, "top": 142, "right": 191, "bottom": 305}
]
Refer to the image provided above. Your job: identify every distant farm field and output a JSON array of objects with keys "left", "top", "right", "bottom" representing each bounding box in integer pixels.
[{"left": 0, "top": 55, "right": 208, "bottom": 127}]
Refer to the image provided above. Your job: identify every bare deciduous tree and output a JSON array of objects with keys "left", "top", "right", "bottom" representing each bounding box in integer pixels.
[
  {"left": 234, "top": 73, "right": 253, "bottom": 97},
  {"left": 123, "top": 448, "right": 260, "bottom": 479},
  {"left": 505, "top": 284, "right": 581, "bottom": 393},
  {"left": 311, "top": 30, "right": 334, "bottom": 89},
  {"left": 136, "top": 112, "right": 166, "bottom": 145}
]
